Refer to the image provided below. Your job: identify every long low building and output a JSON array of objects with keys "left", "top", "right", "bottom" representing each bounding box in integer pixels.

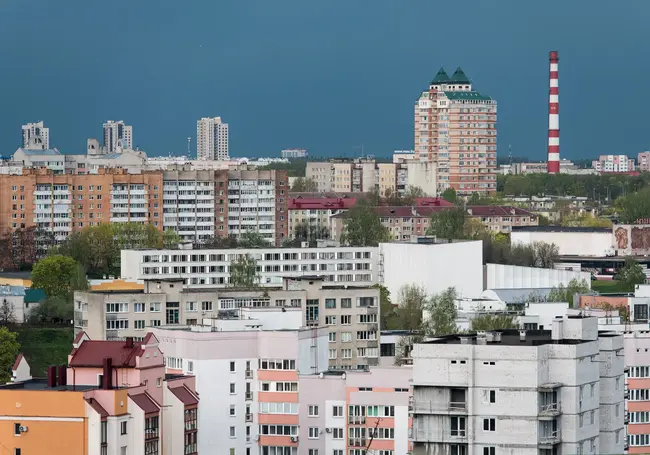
[{"left": 511, "top": 226, "right": 613, "bottom": 257}]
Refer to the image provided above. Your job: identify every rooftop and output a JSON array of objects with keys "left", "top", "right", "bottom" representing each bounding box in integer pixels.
[
  {"left": 1, "top": 378, "right": 98, "bottom": 391},
  {"left": 19, "top": 148, "right": 62, "bottom": 156},
  {"left": 0, "top": 285, "right": 25, "bottom": 297},
  {"left": 69, "top": 334, "right": 156, "bottom": 368},
  {"left": 511, "top": 226, "right": 611, "bottom": 233},
  {"left": 450, "top": 67, "right": 470, "bottom": 84},
  {"left": 443, "top": 91, "right": 492, "bottom": 101},
  {"left": 424, "top": 326, "right": 593, "bottom": 347}
]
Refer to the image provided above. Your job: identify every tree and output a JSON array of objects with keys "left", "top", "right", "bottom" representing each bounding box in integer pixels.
[
  {"left": 27, "top": 296, "right": 72, "bottom": 324},
  {"left": 197, "top": 235, "right": 239, "bottom": 249},
  {"left": 441, "top": 188, "right": 457, "bottom": 204},
  {"left": 402, "top": 186, "right": 427, "bottom": 205},
  {"left": 229, "top": 254, "right": 260, "bottom": 288},
  {"left": 0, "top": 299, "right": 16, "bottom": 325},
  {"left": 560, "top": 213, "right": 612, "bottom": 228},
  {"left": 30, "top": 255, "right": 79, "bottom": 299},
  {"left": 396, "top": 284, "right": 427, "bottom": 331},
  {"left": 394, "top": 333, "right": 425, "bottom": 366},
  {"left": 238, "top": 231, "right": 271, "bottom": 248},
  {"left": 424, "top": 287, "right": 458, "bottom": 336},
  {"left": 618, "top": 187, "right": 650, "bottom": 223},
  {"left": 617, "top": 258, "right": 647, "bottom": 292},
  {"left": 532, "top": 241, "right": 559, "bottom": 268},
  {"left": 426, "top": 207, "right": 467, "bottom": 240},
  {"left": 0, "top": 327, "right": 20, "bottom": 383},
  {"left": 375, "top": 285, "right": 400, "bottom": 330},
  {"left": 161, "top": 229, "right": 182, "bottom": 249},
  {"left": 547, "top": 278, "right": 590, "bottom": 307},
  {"left": 290, "top": 177, "right": 318, "bottom": 192},
  {"left": 291, "top": 223, "right": 329, "bottom": 245},
  {"left": 340, "top": 204, "right": 390, "bottom": 247},
  {"left": 470, "top": 312, "right": 518, "bottom": 331}
]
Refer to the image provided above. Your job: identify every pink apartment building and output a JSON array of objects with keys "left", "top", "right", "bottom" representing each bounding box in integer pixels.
[{"left": 625, "top": 331, "right": 650, "bottom": 453}]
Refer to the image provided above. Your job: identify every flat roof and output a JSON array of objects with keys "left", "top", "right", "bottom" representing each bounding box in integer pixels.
[
  {"left": 1, "top": 378, "right": 101, "bottom": 391},
  {"left": 423, "top": 327, "right": 592, "bottom": 347},
  {"left": 512, "top": 226, "right": 611, "bottom": 233}
]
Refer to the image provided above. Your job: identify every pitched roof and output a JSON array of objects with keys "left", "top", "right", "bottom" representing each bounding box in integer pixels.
[
  {"left": 169, "top": 385, "right": 199, "bottom": 405},
  {"left": 332, "top": 205, "right": 534, "bottom": 219},
  {"left": 86, "top": 398, "right": 109, "bottom": 418},
  {"left": 12, "top": 353, "right": 24, "bottom": 371},
  {"left": 466, "top": 205, "right": 534, "bottom": 216},
  {"left": 130, "top": 392, "right": 160, "bottom": 414},
  {"left": 288, "top": 197, "right": 357, "bottom": 210},
  {"left": 431, "top": 67, "right": 451, "bottom": 84},
  {"left": 69, "top": 340, "right": 143, "bottom": 368},
  {"left": 24, "top": 288, "right": 46, "bottom": 303},
  {"left": 443, "top": 91, "right": 492, "bottom": 101},
  {"left": 450, "top": 67, "right": 470, "bottom": 83}
]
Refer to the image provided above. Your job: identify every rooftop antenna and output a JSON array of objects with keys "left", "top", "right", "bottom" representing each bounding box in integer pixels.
[{"left": 187, "top": 137, "right": 191, "bottom": 158}]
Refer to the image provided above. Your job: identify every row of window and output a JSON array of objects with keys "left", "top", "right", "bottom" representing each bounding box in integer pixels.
[
  {"left": 142, "top": 251, "right": 372, "bottom": 263},
  {"left": 328, "top": 348, "right": 379, "bottom": 359}
]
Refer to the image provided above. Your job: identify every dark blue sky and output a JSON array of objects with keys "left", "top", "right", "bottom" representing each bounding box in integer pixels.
[{"left": 1, "top": 0, "right": 648, "bottom": 159}]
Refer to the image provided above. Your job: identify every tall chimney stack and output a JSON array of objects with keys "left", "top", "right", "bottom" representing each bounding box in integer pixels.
[{"left": 547, "top": 51, "right": 560, "bottom": 174}]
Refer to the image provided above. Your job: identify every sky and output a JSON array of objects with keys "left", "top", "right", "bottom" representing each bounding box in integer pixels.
[{"left": 0, "top": 0, "right": 648, "bottom": 160}]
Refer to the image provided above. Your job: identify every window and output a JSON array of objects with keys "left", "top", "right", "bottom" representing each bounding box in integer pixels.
[
  {"left": 341, "top": 315, "right": 351, "bottom": 325},
  {"left": 230, "top": 426, "right": 236, "bottom": 438},
  {"left": 630, "top": 389, "right": 650, "bottom": 401},
  {"left": 14, "top": 423, "right": 20, "bottom": 435},
  {"left": 341, "top": 332, "right": 352, "bottom": 342},
  {"left": 186, "top": 302, "right": 197, "bottom": 312},
  {"left": 333, "top": 428, "right": 344, "bottom": 439},
  {"left": 134, "top": 320, "right": 146, "bottom": 330},
  {"left": 325, "top": 316, "right": 336, "bottom": 325},
  {"left": 308, "top": 405, "right": 319, "bottom": 417},
  {"left": 202, "top": 301, "right": 213, "bottom": 311},
  {"left": 121, "top": 421, "right": 128, "bottom": 435},
  {"left": 187, "top": 361, "right": 194, "bottom": 373},
  {"left": 450, "top": 416, "right": 466, "bottom": 437},
  {"left": 230, "top": 361, "right": 236, "bottom": 372},
  {"left": 230, "top": 405, "right": 236, "bottom": 416},
  {"left": 309, "top": 450, "right": 318, "bottom": 455},
  {"left": 134, "top": 303, "right": 146, "bottom": 313},
  {"left": 341, "top": 349, "right": 352, "bottom": 359},
  {"left": 329, "top": 349, "right": 337, "bottom": 360},
  {"left": 185, "top": 408, "right": 198, "bottom": 431},
  {"left": 259, "top": 359, "right": 296, "bottom": 370},
  {"left": 230, "top": 383, "right": 236, "bottom": 394},
  {"left": 329, "top": 332, "right": 336, "bottom": 342},
  {"left": 483, "top": 418, "right": 495, "bottom": 432},
  {"left": 333, "top": 405, "right": 343, "bottom": 417},
  {"left": 15, "top": 449, "right": 21, "bottom": 455},
  {"left": 150, "top": 302, "right": 161, "bottom": 312},
  {"left": 325, "top": 298, "right": 336, "bottom": 309},
  {"left": 483, "top": 449, "right": 495, "bottom": 455},
  {"left": 308, "top": 427, "right": 319, "bottom": 439},
  {"left": 341, "top": 298, "right": 352, "bottom": 308},
  {"left": 489, "top": 390, "right": 496, "bottom": 403},
  {"left": 334, "top": 451, "right": 343, "bottom": 455}
]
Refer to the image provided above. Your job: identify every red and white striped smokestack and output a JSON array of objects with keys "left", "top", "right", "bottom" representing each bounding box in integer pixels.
[{"left": 547, "top": 51, "right": 560, "bottom": 174}]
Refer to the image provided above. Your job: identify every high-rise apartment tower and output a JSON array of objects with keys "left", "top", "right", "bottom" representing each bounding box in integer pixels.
[
  {"left": 197, "top": 117, "right": 229, "bottom": 160},
  {"left": 22, "top": 121, "right": 50, "bottom": 149},
  {"left": 414, "top": 67, "right": 497, "bottom": 195},
  {"left": 103, "top": 120, "right": 133, "bottom": 152}
]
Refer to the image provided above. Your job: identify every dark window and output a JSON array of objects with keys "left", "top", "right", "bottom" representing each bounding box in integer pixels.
[
  {"left": 380, "top": 343, "right": 395, "bottom": 357},
  {"left": 635, "top": 304, "right": 649, "bottom": 322},
  {"left": 121, "top": 421, "right": 127, "bottom": 435},
  {"left": 489, "top": 390, "right": 496, "bottom": 403},
  {"left": 14, "top": 423, "right": 20, "bottom": 435}
]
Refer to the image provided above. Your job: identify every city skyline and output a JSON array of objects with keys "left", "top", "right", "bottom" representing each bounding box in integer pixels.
[{"left": 1, "top": 0, "right": 648, "bottom": 159}]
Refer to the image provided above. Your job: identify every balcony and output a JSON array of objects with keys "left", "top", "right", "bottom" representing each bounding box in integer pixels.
[
  {"left": 245, "top": 369, "right": 253, "bottom": 379},
  {"left": 409, "top": 428, "right": 467, "bottom": 443},
  {"left": 411, "top": 400, "right": 467, "bottom": 414},
  {"left": 348, "top": 438, "right": 367, "bottom": 448},
  {"left": 245, "top": 392, "right": 253, "bottom": 401},
  {"left": 539, "top": 431, "right": 561, "bottom": 447},
  {"left": 348, "top": 415, "right": 366, "bottom": 425},
  {"left": 538, "top": 403, "right": 561, "bottom": 419},
  {"left": 245, "top": 413, "right": 253, "bottom": 423},
  {"left": 625, "top": 411, "right": 629, "bottom": 424}
]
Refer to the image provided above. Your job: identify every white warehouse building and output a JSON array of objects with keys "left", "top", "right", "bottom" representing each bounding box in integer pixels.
[
  {"left": 511, "top": 226, "right": 613, "bottom": 257},
  {"left": 410, "top": 315, "right": 625, "bottom": 455}
]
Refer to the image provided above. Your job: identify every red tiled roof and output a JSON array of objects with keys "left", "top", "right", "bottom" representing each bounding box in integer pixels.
[
  {"left": 12, "top": 353, "right": 23, "bottom": 371},
  {"left": 86, "top": 398, "right": 109, "bottom": 418},
  {"left": 331, "top": 205, "right": 535, "bottom": 219},
  {"left": 130, "top": 392, "right": 160, "bottom": 414},
  {"left": 69, "top": 340, "right": 143, "bottom": 368},
  {"left": 466, "top": 205, "right": 534, "bottom": 216},
  {"left": 169, "top": 385, "right": 199, "bottom": 405},
  {"left": 289, "top": 192, "right": 359, "bottom": 199},
  {"left": 415, "top": 197, "right": 454, "bottom": 207}
]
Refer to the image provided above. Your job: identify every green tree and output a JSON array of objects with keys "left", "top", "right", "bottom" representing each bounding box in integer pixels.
[
  {"left": 291, "top": 223, "right": 329, "bottom": 245},
  {"left": 0, "top": 298, "right": 16, "bottom": 325},
  {"left": 547, "top": 278, "right": 590, "bottom": 307},
  {"left": 394, "top": 333, "right": 425, "bottom": 366},
  {"left": 31, "top": 255, "right": 79, "bottom": 299},
  {"left": 470, "top": 312, "right": 519, "bottom": 331},
  {"left": 617, "top": 258, "right": 647, "bottom": 291},
  {"left": 617, "top": 187, "right": 650, "bottom": 223},
  {"left": 340, "top": 204, "right": 390, "bottom": 247},
  {"left": 161, "top": 229, "right": 182, "bottom": 248},
  {"left": 396, "top": 284, "right": 427, "bottom": 331},
  {"left": 290, "top": 177, "right": 318, "bottom": 192},
  {"left": 426, "top": 207, "right": 467, "bottom": 240},
  {"left": 532, "top": 241, "right": 559, "bottom": 268},
  {"left": 441, "top": 188, "right": 458, "bottom": 204},
  {"left": 560, "top": 213, "right": 612, "bottom": 228},
  {"left": 28, "top": 296, "right": 73, "bottom": 324},
  {"left": 374, "top": 285, "right": 400, "bottom": 330},
  {"left": 238, "top": 231, "right": 271, "bottom": 248},
  {"left": 424, "top": 287, "right": 458, "bottom": 336},
  {"left": 0, "top": 327, "right": 20, "bottom": 383},
  {"left": 229, "top": 254, "right": 260, "bottom": 287}
]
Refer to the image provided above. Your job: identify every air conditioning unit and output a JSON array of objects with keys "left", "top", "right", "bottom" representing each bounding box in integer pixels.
[
  {"left": 19, "top": 426, "right": 28, "bottom": 433},
  {"left": 290, "top": 436, "right": 298, "bottom": 442},
  {"left": 325, "top": 428, "right": 332, "bottom": 433}
]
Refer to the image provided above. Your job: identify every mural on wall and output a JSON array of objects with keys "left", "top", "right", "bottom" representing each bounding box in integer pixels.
[
  {"left": 615, "top": 227, "right": 628, "bottom": 250},
  {"left": 631, "top": 226, "right": 650, "bottom": 251}
]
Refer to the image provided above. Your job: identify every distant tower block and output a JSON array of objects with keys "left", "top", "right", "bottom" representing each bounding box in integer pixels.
[{"left": 547, "top": 51, "right": 560, "bottom": 174}]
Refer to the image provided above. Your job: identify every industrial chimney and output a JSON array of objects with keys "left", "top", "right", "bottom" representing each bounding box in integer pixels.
[{"left": 547, "top": 51, "right": 560, "bottom": 174}]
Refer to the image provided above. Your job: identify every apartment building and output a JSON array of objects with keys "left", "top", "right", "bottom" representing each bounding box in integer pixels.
[
  {"left": 330, "top": 204, "right": 537, "bottom": 242},
  {"left": 288, "top": 193, "right": 357, "bottom": 237},
  {"left": 74, "top": 276, "right": 380, "bottom": 369},
  {"left": 299, "top": 367, "right": 412, "bottom": 455},
  {"left": 414, "top": 67, "right": 497, "bottom": 195},
  {"left": 281, "top": 149, "right": 308, "bottom": 159},
  {"left": 103, "top": 120, "right": 133, "bottom": 152},
  {"left": 197, "top": 116, "right": 229, "bottom": 160},
  {"left": 592, "top": 155, "right": 636, "bottom": 173},
  {"left": 22, "top": 121, "right": 50, "bottom": 149},
  {"left": 410, "top": 316, "right": 625, "bottom": 455},
  {"left": 638, "top": 151, "right": 650, "bottom": 172},
  {"left": 120, "top": 246, "right": 377, "bottom": 287},
  {"left": 624, "top": 331, "right": 650, "bottom": 453},
  {"left": 0, "top": 332, "right": 199, "bottom": 455},
  {"left": 153, "top": 325, "right": 328, "bottom": 455},
  {"left": 306, "top": 159, "right": 437, "bottom": 196},
  {"left": 0, "top": 167, "right": 163, "bottom": 241}
]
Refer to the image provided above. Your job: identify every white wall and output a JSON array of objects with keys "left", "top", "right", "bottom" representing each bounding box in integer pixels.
[
  {"left": 127, "top": 397, "right": 145, "bottom": 455},
  {"left": 485, "top": 263, "right": 591, "bottom": 290},
  {"left": 380, "top": 241, "right": 483, "bottom": 299},
  {"left": 511, "top": 230, "right": 612, "bottom": 257}
]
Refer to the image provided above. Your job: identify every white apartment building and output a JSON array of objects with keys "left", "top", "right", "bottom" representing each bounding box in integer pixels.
[
  {"left": 103, "top": 120, "right": 133, "bottom": 152},
  {"left": 410, "top": 316, "right": 625, "bottom": 455},
  {"left": 120, "top": 246, "right": 377, "bottom": 287},
  {"left": 592, "top": 154, "right": 635, "bottom": 173},
  {"left": 22, "top": 121, "right": 50, "bottom": 149},
  {"left": 153, "top": 325, "right": 328, "bottom": 455},
  {"left": 281, "top": 149, "right": 308, "bottom": 159},
  {"left": 197, "top": 117, "right": 229, "bottom": 160},
  {"left": 74, "top": 276, "right": 379, "bottom": 369}
]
